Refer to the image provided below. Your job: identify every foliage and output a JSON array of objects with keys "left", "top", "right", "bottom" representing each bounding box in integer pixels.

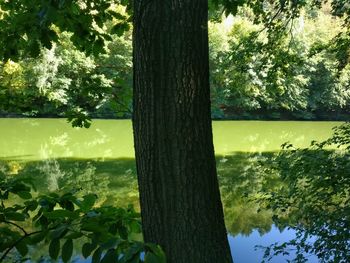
[
  {"left": 0, "top": 59, "right": 47, "bottom": 116},
  {"left": 0, "top": 1, "right": 132, "bottom": 126},
  {"left": 210, "top": 16, "right": 310, "bottom": 113},
  {"left": 0, "top": 175, "right": 165, "bottom": 263},
  {"left": 0, "top": 0, "right": 131, "bottom": 60},
  {"left": 208, "top": 5, "right": 350, "bottom": 119},
  {"left": 1, "top": 1, "right": 350, "bottom": 121},
  {"left": 256, "top": 123, "right": 350, "bottom": 262},
  {"left": 0, "top": 25, "right": 133, "bottom": 126},
  {"left": 218, "top": 152, "right": 277, "bottom": 236}
]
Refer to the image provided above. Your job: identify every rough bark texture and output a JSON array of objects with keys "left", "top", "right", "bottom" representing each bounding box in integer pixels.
[{"left": 133, "top": 1, "right": 233, "bottom": 262}]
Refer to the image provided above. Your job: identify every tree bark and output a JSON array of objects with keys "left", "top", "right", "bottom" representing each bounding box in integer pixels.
[{"left": 133, "top": 1, "right": 233, "bottom": 262}]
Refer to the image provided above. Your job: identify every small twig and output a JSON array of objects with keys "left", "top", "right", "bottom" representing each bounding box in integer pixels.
[
  {"left": 0, "top": 225, "right": 58, "bottom": 262},
  {"left": 3, "top": 220, "right": 27, "bottom": 235},
  {"left": 0, "top": 230, "right": 42, "bottom": 262}
]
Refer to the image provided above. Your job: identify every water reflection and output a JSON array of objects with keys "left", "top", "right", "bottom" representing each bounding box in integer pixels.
[
  {"left": 0, "top": 153, "right": 297, "bottom": 262},
  {"left": 0, "top": 118, "right": 341, "bottom": 262},
  {"left": 229, "top": 227, "right": 319, "bottom": 263},
  {"left": 218, "top": 152, "right": 276, "bottom": 236}
]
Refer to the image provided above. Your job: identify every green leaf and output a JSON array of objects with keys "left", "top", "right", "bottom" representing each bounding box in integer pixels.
[
  {"left": 118, "top": 225, "right": 128, "bottom": 239},
  {"left": 44, "top": 209, "right": 80, "bottom": 219},
  {"left": 111, "top": 22, "right": 130, "bottom": 36},
  {"left": 15, "top": 240, "right": 28, "bottom": 256},
  {"left": 49, "top": 238, "right": 60, "bottom": 260},
  {"left": 17, "top": 191, "right": 32, "bottom": 199},
  {"left": 38, "top": 215, "right": 48, "bottom": 226},
  {"left": 65, "top": 231, "right": 83, "bottom": 239},
  {"left": 5, "top": 212, "right": 25, "bottom": 221},
  {"left": 61, "top": 200, "right": 75, "bottom": 211},
  {"left": 107, "top": 10, "right": 126, "bottom": 20},
  {"left": 145, "top": 253, "right": 160, "bottom": 263},
  {"left": 71, "top": 2, "right": 81, "bottom": 15},
  {"left": 145, "top": 244, "right": 166, "bottom": 263},
  {"left": 122, "top": 243, "right": 143, "bottom": 262},
  {"left": 81, "top": 222, "right": 105, "bottom": 233},
  {"left": 62, "top": 239, "right": 73, "bottom": 263},
  {"left": 101, "top": 249, "right": 116, "bottom": 263},
  {"left": 48, "top": 193, "right": 60, "bottom": 199},
  {"left": 24, "top": 200, "right": 38, "bottom": 211},
  {"left": 30, "top": 231, "right": 47, "bottom": 244},
  {"left": 101, "top": 238, "right": 121, "bottom": 250},
  {"left": 51, "top": 225, "right": 69, "bottom": 239},
  {"left": 130, "top": 221, "right": 141, "bottom": 233},
  {"left": 28, "top": 40, "right": 41, "bottom": 57},
  {"left": 77, "top": 194, "right": 97, "bottom": 211},
  {"left": 0, "top": 213, "right": 5, "bottom": 222},
  {"left": 109, "top": 223, "right": 118, "bottom": 235},
  {"left": 82, "top": 242, "right": 97, "bottom": 258},
  {"left": 92, "top": 247, "right": 102, "bottom": 263},
  {"left": 93, "top": 37, "right": 105, "bottom": 56}
]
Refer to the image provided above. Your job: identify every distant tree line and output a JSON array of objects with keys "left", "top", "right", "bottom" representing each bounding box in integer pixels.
[{"left": 1, "top": 5, "right": 349, "bottom": 121}]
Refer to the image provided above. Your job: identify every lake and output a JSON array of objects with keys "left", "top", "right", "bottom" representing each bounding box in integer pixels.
[{"left": 0, "top": 118, "right": 341, "bottom": 262}]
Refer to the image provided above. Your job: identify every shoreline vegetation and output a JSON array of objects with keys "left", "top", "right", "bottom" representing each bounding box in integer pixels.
[
  {"left": 1, "top": 7, "right": 350, "bottom": 125},
  {"left": 0, "top": 113, "right": 348, "bottom": 121}
]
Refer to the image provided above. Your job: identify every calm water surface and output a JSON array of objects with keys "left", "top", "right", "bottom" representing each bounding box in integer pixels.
[{"left": 0, "top": 118, "right": 341, "bottom": 262}]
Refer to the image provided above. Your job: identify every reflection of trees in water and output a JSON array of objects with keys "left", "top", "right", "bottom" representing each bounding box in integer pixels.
[
  {"left": 3, "top": 150, "right": 322, "bottom": 244},
  {"left": 0, "top": 160, "right": 27, "bottom": 176},
  {"left": 9, "top": 149, "right": 347, "bottom": 262},
  {"left": 218, "top": 134, "right": 350, "bottom": 263},
  {"left": 86, "top": 128, "right": 108, "bottom": 147},
  {"left": 217, "top": 152, "right": 280, "bottom": 236},
  {"left": 0, "top": 158, "right": 139, "bottom": 209},
  {"left": 61, "top": 161, "right": 111, "bottom": 205},
  {"left": 1, "top": 153, "right": 281, "bottom": 238},
  {"left": 38, "top": 158, "right": 65, "bottom": 191},
  {"left": 255, "top": 123, "right": 350, "bottom": 263},
  {"left": 49, "top": 132, "right": 69, "bottom": 146},
  {"left": 0, "top": 163, "right": 6, "bottom": 174}
]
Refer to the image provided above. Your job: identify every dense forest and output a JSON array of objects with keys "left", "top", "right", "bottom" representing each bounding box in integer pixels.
[{"left": 1, "top": 5, "right": 349, "bottom": 121}]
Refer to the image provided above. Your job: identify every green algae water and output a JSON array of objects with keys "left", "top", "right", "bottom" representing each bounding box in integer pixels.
[
  {"left": 0, "top": 119, "right": 338, "bottom": 160},
  {"left": 0, "top": 118, "right": 342, "bottom": 262}
]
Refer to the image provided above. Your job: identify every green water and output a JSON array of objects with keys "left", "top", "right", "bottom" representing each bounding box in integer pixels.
[
  {"left": 0, "top": 118, "right": 338, "bottom": 160},
  {"left": 0, "top": 118, "right": 342, "bottom": 262}
]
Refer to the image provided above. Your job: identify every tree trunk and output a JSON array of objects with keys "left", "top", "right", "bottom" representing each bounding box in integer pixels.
[{"left": 132, "top": 1, "right": 233, "bottom": 262}]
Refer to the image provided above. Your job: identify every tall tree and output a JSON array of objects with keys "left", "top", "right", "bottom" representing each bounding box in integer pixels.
[{"left": 132, "top": 1, "right": 232, "bottom": 262}]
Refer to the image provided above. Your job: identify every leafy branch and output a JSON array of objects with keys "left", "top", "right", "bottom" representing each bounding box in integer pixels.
[{"left": 0, "top": 176, "right": 165, "bottom": 263}]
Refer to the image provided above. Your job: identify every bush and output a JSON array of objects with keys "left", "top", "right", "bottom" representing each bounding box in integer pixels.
[{"left": 257, "top": 123, "right": 350, "bottom": 262}]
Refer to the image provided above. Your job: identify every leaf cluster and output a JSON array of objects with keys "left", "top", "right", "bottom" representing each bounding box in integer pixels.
[
  {"left": 0, "top": 0, "right": 132, "bottom": 61},
  {"left": 209, "top": 4, "right": 350, "bottom": 118},
  {"left": 0, "top": 175, "right": 165, "bottom": 263},
  {"left": 256, "top": 123, "right": 350, "bottom": 262}
]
